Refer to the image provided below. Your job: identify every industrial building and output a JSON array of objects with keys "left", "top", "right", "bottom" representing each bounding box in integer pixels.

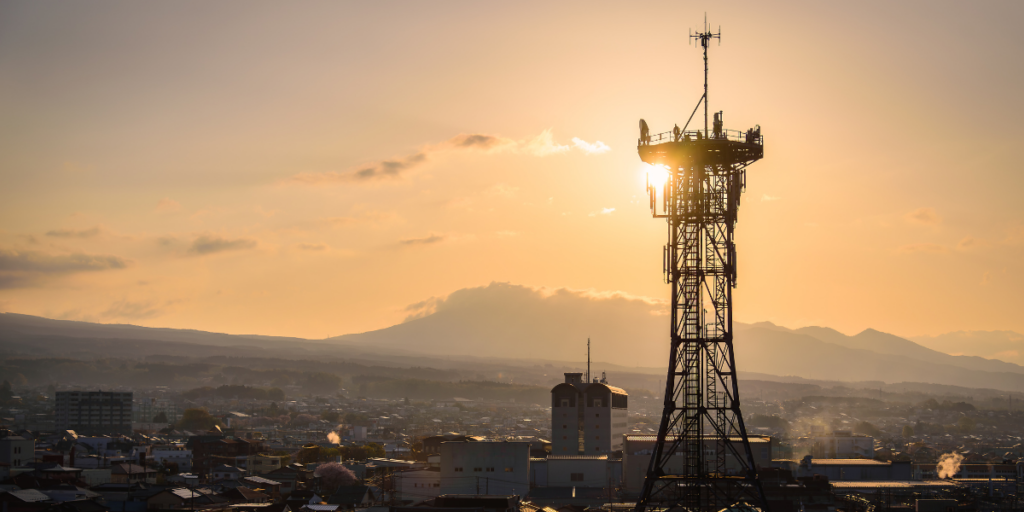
[
  {"left": 777, "top": 456, "right": 913, "bottom": 481},
  {"left": 439, "top": 441, "right": 530, "bottom": 496}
]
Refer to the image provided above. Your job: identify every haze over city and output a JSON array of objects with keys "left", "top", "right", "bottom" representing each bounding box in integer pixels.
[{"left": 4, "top": 3, "right": 1024, "bottom": 512}]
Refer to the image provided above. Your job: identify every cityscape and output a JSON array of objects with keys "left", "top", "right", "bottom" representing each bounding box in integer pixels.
[{"left": 2, "top": 2, "right": 1023, "bottom": 512}]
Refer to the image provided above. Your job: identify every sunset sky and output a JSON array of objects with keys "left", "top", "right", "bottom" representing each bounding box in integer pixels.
[{"left": 1, "top": 1, "right": 1022, "bottom": 341}]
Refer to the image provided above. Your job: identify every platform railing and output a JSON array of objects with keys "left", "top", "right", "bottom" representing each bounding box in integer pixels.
[{"left": 639, "top": 128, "right": 762, "bottom": 146}]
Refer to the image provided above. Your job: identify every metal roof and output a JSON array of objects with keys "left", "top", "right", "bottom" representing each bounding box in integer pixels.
[
  {"left": 170, "top": 488, "right": 202, "bottom": 499},
  {"left": 831, "top": 481, "right": 957, "bottom": 489},
  {"left": 243, "top": 476, "right": 283, "bottom": 486},
  {"left": 547, "top": 455, "right": 608, "bottom": 460},
  {"left": 6, "top": 489, "right": 51, "bottom": 503},
  {"left": 802, "top": 459, "right": 889, "bottom": 465},
  {"left": 625, "top": 435, "right": 770, "bottom": 443}
]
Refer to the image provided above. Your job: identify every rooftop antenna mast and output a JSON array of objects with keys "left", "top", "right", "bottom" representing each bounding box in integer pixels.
[
  {"left": 586, "top": 338, "right": 591, "bottom": 383},
  {"left": 635, "top": 18, "right": 768, "bottom": 512},
  {"left": 689, "top": 14, "right": 720, "bottom": 136}
]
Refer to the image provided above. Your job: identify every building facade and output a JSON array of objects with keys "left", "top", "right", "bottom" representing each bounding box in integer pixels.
[
  {"left": 439, "top": 441, "right": 530, "bottom": 496},
  {"left": 151, "top": 445, "right": 193, "bottom": 473},
  {"left": 551, "top": 373, "right": 628, "bottom": 455},
  {"left": 0, "top": 435, "right": 34, "bottom": 468},
  {"left": 810, "top": 431, "right": 874, "bottom": 459},
  {"left": 54, "top": 391, "right": 133, "bottom": 436},
  {"left": 395, "top": 469, "right": 441, "bottom": 503},
  {"left": 186, "top": 435, "right": 266, "bottom": 478},
  {"left": 132, "top": 396, "right": 180, "bottom": 424}
]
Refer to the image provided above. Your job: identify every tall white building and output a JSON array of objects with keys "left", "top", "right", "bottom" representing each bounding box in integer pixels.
[{"left": 551, "top": 373, "right": 628, "bottom": 455}]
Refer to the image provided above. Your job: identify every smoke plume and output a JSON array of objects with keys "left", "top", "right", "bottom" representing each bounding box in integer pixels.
[
  {"left": 936, "top": 452, "right": 963, "bottom": 479},
  {"left": 327, "top": 431, "right": 340, "bottom": 444}
]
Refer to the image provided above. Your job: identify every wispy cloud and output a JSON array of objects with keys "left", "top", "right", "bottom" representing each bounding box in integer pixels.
[
  {"left": 46, "top": 227, "right": 101, "bottom": 238},
  {"left": 399, "top": 234, "right": 446, "bottom": 246},
  {"left": 297, "top": 243, "right": 328, "bottom": 251},
  {"left": 957, "top": 237, "right": 978, "bottom": 250},
  {"left": 905, "top": 207, "right": 942, "bottom": 226},
  {"left": 898, "top": 243, "right": 947, "bottom": 254},
  {"left": 291, "top": 153, "right": 427, "bottom": 185},
  {"left": 521, "top": 130, "right": 570, "bottom": 156},
  {"left": 320, "top": 211, "right": 402, "bottom": 227},
  {"left": 0, "top": 249, "right": 128, "bottom": 273},
  {"left": 589, "top": 207, "right": 615, "bottom": 217},
  {"left": 155, "top": 198, "right": 181, "bottom": 213},
  {"left": 0, "top": 248, "right": 129, "bottom": 288},
  {"left": 289, "top": 129, "right": 604, "bottom": 185},
  {"left": 402, "top": 296, "right": 444, "bottom": 322},
  {"left": 188, "top": 235, "right": 257, "bottom": 255},
  {"left": 100, "top": 299, "right": 164, "bottom": 320},
  {"left": 571, "top": 137, "right": 610, "bottom": 155},
  {"left": 490, "top": 183, "right": 519, "bottom": 198},
  {"left": 761, "top": 194, "right": 781, "bottom": 202},
  {"left": 447, "top": 133, "right": 515, "bottom": 150}
]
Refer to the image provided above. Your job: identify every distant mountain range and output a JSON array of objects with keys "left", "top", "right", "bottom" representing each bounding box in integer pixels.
[
  {"left": 911, "top": 331, "right": 1024, "bottom": 366},
  {"left": 3, "top": 282, "right": 1024, "bottom": 393}
]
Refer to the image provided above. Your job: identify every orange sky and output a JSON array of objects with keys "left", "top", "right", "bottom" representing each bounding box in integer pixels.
[{"left": 1, "top": 1, "right": 1022, "bottom": 340}]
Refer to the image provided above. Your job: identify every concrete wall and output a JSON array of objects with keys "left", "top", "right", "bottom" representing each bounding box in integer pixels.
[
  {"left": 547, "top": 457, "right": 608, "bottom": 488},
  {"left": 439, "top": 441, "right": 529, "bottom": 496},
  {"left": 551, "top": 385, "right": 580, "bottom": 455},
  {"left": 396, "top": 469, "right": 440, "bottom": 503}
]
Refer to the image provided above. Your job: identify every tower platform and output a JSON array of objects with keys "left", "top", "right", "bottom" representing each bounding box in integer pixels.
[{"left": 638, "top": 128, "right": 763, "bottom": 168}]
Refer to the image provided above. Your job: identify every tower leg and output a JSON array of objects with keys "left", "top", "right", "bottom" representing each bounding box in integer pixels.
[{"left": 635, "top": 162, "right": 769, "bottom": 512}]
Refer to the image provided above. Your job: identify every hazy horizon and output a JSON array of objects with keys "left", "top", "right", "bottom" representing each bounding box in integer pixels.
[{"left": 2, "top": 1, "right": 1022, "bottom": 343}]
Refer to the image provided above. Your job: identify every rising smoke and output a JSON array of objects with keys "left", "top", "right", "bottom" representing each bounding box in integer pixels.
[
  {"left": 936, "top": 452, "right": 963, "bottom": 479},
  {"left": 327, "top": 431, "right": 340, "bottom": 444}
]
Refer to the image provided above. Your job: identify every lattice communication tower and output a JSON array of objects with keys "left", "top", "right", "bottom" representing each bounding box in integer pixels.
[{"left": 634, "top": 19, "right": 769, "bottom": 512}]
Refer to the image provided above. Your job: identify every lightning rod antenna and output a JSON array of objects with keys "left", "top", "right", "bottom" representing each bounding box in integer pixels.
[{"left": 689, "top": 14, "right": 720, "bottom": 137}]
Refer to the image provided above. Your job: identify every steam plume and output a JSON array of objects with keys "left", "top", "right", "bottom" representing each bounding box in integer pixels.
[
  {"left": 936, "top": 452, "right": 963, "bottom": 479},
  {"left": 327, "top": 431, "right": 340, "bottom": 444}
]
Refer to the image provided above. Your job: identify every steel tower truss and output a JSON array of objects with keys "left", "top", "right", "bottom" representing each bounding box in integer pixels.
[{"left": 634, "top": 22, "right": 769, "bottom": 512}]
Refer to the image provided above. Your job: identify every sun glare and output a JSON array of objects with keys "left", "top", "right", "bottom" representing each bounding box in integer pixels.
[{"left": 645, "top": 163, "right": 670, "bottom": 190}]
